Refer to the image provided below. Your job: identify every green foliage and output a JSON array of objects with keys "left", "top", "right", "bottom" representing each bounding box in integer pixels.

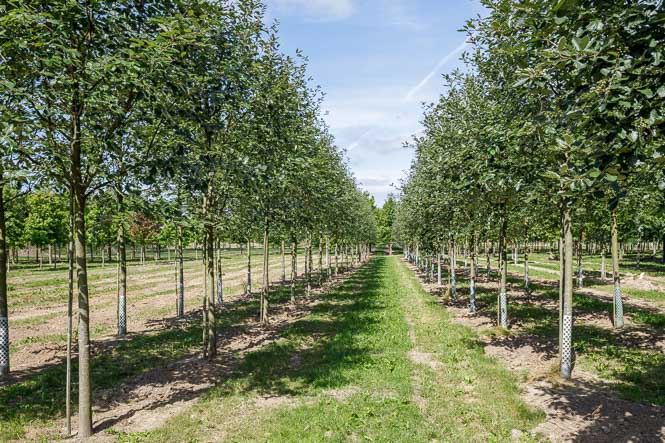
[{"left": 22, "top": 190, "right": 67, "bottom": 247}]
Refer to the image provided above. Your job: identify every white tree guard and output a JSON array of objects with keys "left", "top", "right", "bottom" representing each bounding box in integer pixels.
[
  {"left": 118, "top": 296, "right": 127, "bottom": 335},
  {"left": 499, "top": 291, "right": 507, "bottom": 328},
  {"left": 178, "top": 280, "right": 185, "bottom": 318},
  {"left": 0, "top": 317, "right": 8, "bottom": 373},
  {"left": 614, "top": 285, "right": 624, "bottom": 327},
  {"left": 560, "top": 313, "right": 573, "bottom": 378}
]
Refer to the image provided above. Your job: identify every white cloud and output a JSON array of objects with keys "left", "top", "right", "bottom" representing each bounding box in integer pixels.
[
  {"left": 385, "top": 0, "right": 426, "bottom": 30},
  {"left": 404, "top": 40, "right": 469, "bottom": 102},
  {"left": 270, "top": 0, "right": 355, "bottom": 20}
]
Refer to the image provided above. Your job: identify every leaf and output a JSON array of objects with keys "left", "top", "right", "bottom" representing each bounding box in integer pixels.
[{"left": 638, "top": 88, "right": 654, "bottom": 98}]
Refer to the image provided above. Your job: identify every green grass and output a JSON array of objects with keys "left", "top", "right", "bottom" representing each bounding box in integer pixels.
[{"left": 130, "top": 255, "right": 543, "bottom": 442}]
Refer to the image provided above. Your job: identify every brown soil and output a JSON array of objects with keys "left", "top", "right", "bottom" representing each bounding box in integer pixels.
[{"left": 3, "top": 255, "right": 310, "bottom": 383}]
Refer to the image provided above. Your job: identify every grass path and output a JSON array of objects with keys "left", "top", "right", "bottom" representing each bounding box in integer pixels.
[{"left": 129, "top": 255, "right": 542, "bottom": 442}]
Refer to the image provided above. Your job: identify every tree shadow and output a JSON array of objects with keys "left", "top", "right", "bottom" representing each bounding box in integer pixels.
[{"left": 531, "top": 376, "right": 665, "bottom": 442}]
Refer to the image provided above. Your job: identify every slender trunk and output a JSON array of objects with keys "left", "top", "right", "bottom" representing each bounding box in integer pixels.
[
  {"left": 577, "top": 230, "right": 584, "bottom": 289},
  {"left": 558, "top": 232, "right": 564, "bottom": 358},
  {"left": 450, "top": 240, "right": 457, "bottom": 300},
  {"left": 260, "top": 221, "right": 269, "bottom": 324},
  {"left": 65, "top": 192, "right": 74, "bottom": 436},
  {"left": 204, "top": 221, "right": 216, "bottom": 358},
  {"left": 437, "top": 250, "right": 442, "bottom": 288},
  {"left": 498, "top": 209, "right": 508, "bottom": 329},
  {"left": 306, "top": 238, "right": 312, "bottom": 296},
  {"left": 177, "top": 226, "right": 185, "bottom": 318},
  {"left": 290, "top": 238, "right": 297, "bottom": 303},
  {"left": 485, "top": 241, "right": 491, "bottom": 280},
  {"left": 560, "top": 204, "right": 574, "bottom": 379},
  {"left": 246, "top": 238, "right": 251, "bottom": 296},
  {"left": 469, "top": 235, "right": 477, "bottom": 313},
  {"left": 0, "top": 175, "right": 9, "bottom": 377},
  {"left": 116, "top": 191, "right": 127, "bottom": 336},
  {"left": 281, "top": 240, "right": 286, "bottom": 283},
  {"left": 611, "top": 207, "right": 624, "bottom": 328},
  {"left": 601, "top": 246, "right": 607, "bottom": 280},
  {"left": 326, "top": 237, "right": 331, "bottom": 278},
  {"left": 334, "top": 244, "right": 339, "bottom": 276},
  {"left": 73, "top": 178, "right": 92, "bottom": 436},
  {"left": 318, "top": 237, "right": 323, "bottom": 285},
  {"left": 524, "top": 249, "right": 529, "bottom": 291},
  {"left": 216, "top": 238, "right": 223, "bottom": 306}
]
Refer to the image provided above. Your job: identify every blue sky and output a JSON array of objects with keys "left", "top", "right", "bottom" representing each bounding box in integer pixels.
[{"left": 264, "top": 0, "right": 485, "bottom": 206}]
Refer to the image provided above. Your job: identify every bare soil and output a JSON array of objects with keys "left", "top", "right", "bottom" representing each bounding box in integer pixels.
[{"left": 3, "top": 255, "right": 309, "bottom": 384}]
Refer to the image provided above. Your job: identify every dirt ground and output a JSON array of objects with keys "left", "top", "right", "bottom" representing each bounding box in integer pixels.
[
  {"left": 17, "top": 258, "right": 365, "bottom": 441},
  {"left": 406, "top": 260, "right": 665, "bottom": 443}
]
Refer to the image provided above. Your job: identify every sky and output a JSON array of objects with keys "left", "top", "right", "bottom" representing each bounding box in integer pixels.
[{"left": 264, "top": 0, "right": 485, "bottom": 206}]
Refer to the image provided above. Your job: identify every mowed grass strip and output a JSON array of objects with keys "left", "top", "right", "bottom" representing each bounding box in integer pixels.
[{"left": 129, "top": 255, "right": 542, "bottom": 442}]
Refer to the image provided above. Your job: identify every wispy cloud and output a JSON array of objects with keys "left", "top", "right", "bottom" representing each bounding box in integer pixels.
[
  {"left": 403, "top": 40, "right": 469, "bottom": 102},
  {"left": 347, "top": 129, "right": 375, "bottom": 151},
  {"left": 385, "top": 0, "right": 426, "bottom": 30},
  {"left": 270, "top": 0, "right": 356, "bottom": 20}
]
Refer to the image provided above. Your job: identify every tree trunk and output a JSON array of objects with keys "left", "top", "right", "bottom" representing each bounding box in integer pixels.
[
  {"left": 260, "top": 221, "right": 269, "bottom": 325},
  {"left": 290, "top": 238, "right": 297, "bottom": 303},
  {"left": 306, "top": 238, "right": 312, "bottom": 296},
  {"left": 334, "top": 244, "right": 339, "bottom": 276},
  {"left": 450, "top": 240, "right": 457, "bottom": 300},
  {"left": 577, "top": 230, "right": 584, "bottom": 289},
  {"left": 560, "top": 204, "right": 574, "bottom": 379},
  {"left": 116, "top": 191, "right": 128, "bottom": 337},
  {"left": 498, "top": 209, "right": 508, "bottom": 329},
  {"left": 216, "top": 238, "right": 223, "bottom": 306},
  {"left": 281, "top": 240, "right": 286, "bottom": 283},
  {"left": 524, "top": 248, "right": 529, "bottom": 291},
  {"left": 0, "top": 176, "right": 9, "bottom": 377},
  {"left": 326, "top": 237, "right": 331, "bottom": 278},
  {"left": 485, "top": 241, "right": 491, "bottom": 279},
  {"left": 204, "top": 220, "right": 216, "bottom": 359},
  {"left": 65, "top": 193, "right": 74, "bottom": 436},
  {"left": 246, "top": 238, "right": 251, "bottom": 296},
  {"left": 177, "top": 226, "right": 185, "bottom": 318},
  {"left": 469, "top": 235, "right": 477, "bottom": 313},
  {"left": 611, "top": 207, "right": 624, "bottom": 328},
  {"left": 437, "top": 251, "right": 442, "bottom": 288},
  {"left": 318, "top": 237, "right": 323, "bottom": 286},
  {"left": 73, "top": 177, "right": 92, "bottom": 437}
]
